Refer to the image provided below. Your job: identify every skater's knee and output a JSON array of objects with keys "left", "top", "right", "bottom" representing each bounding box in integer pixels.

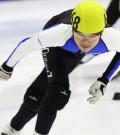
[
  {"left": 42, "top": 86, "right": 71, "bottom": 111},
  {"left": 22, "top": 100, "right": 39, "bottom": 114},
  {"left": 23, "top": 92, "right": 42, "bottom": 112},
  {"left": 23, "top": 87, "right": 45, "bottom": 111}
]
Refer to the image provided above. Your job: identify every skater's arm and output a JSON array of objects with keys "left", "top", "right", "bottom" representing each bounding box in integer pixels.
[
  {"left": 87, "top": 52, "right": 120, "bottom": 104},
  {"left": 5, "top": 35, "right": 41, "bottom": 68},
  {"left": 5, "top": 9, "right": 73, "bottom": 68},
  {"left": 98, "top": 52, "right": 120, "bottom": 82},
  {"left": 0, "top": 35, "right": 41, "bottom": 80}
]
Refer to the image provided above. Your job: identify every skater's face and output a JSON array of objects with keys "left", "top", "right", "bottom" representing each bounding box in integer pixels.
[{"left": 73, "top": 30, "right": 101, "bottom": 52}]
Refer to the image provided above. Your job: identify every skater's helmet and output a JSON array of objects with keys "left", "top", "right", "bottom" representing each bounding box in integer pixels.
[{"left": 71, "top": 0, "right": 107, "bottom": 34}]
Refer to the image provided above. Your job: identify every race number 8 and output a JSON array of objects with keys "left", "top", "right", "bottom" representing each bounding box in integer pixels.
[{"left": 71, "top": 12, "right": 80, "bottom": 29}]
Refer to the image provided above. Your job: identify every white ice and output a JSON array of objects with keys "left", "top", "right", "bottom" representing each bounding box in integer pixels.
[{"left": 0, "top": 0, "right": 120, "bottom": 135}]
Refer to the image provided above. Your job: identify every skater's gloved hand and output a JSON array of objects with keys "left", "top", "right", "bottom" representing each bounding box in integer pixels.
[
  {"left": 87, "top": 80, "right": 107, "bottom": 104},
  {"left": 0, "top": 63, "right": 13, "bottom": 80}
]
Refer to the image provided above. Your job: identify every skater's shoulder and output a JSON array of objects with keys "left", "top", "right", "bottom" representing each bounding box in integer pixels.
[
  {"left": 101, "top": 27, "right": 120, "bottom": 51},
  {"left": 39, "top": 23, "right": 72, "bottom": 35},
  {"left": 101, "top": 27, "right": 120, "bottom": 42},
  {"left": 102, "top": 27, "right": 120, "bottom": 37},
  {"left": 38, "top": 24, "right": 72, "bottom": 48}
]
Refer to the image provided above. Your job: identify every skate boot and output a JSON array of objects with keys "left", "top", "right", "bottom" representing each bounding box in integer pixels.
[{"left": 0, "top": 124, "right": 20, "bottom": 135}]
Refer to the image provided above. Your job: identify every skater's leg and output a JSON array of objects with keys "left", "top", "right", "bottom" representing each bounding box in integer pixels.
[
  {"left": 10, "top": 68, "right": 48, "bottom": 131},
  {"left": 1, "top": 68, "right": 48, "bottom": 135},
  {"left": 33, "top": 51, "right": 97, "bottom": 134},
  {"left": 107, "top": 0, "right": 120, "bottom": 25},
  {"left": 34, "top": 50, "right": 78, "bottom": 134}
]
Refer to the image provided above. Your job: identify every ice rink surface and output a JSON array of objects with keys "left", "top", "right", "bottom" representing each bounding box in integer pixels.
[{"left": 0, "top": 0, "right": 120, "bottom": 135}]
